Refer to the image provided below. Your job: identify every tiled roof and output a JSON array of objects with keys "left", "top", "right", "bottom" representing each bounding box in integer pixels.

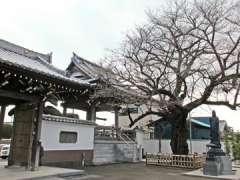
[
  {"left": 0, "top": 39, "right": 89, "bottom": 86},
  {"left": 0, "top": 39, "right": 52, "bottom": 63},
  {"left": 68, "top": 53, "right": 112, "bottom": 81},
  {"left": 42, "top": 114, "right": 97, "bottom": 126},
  {"left": 68, "top": 53, "right": 150, "bottom": 103}
]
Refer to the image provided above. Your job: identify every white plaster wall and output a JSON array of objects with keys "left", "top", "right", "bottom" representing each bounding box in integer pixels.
[
  {"left": 160, "top": 140, "right": 172, "bottom": 153},
  {"left": 135, "top": 130, "right": 145, "bottom": 160},
  {"left": 119, "top": 104, "right": 159, "bottom": 129},
  {"left": 189, "top": 140, "right": 210, "bottom": 154},
  {"left": 144, "top": 139, "right": 225, "bottom": 154},
  {"left": 135, "top": 130, "right": 144, "bottom": 147},
  {"left": 40, "top": 120, "right": 95, "bottom": 151},
  {"left": 143, "top": 139, "right": 160, "bottom": 154}
]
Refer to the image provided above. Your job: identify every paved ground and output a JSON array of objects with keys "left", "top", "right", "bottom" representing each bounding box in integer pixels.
[
  {"left": 184, "top": 168, "right": 240, "bottom": 180},
  {"left": 82, "top": 163, "right": 207, "bottom": 180},
  {"left": 0, "top": 159, "right": 213, "bottom": 180},
  {"left": 38, "top": 163, "right": 207, "bottom": 180},
  {"left": 0, "top": 158, "right": 7, "bottom": 165},
  {"left": 0, "top": 159, "right": 84, "bottom": 180}
]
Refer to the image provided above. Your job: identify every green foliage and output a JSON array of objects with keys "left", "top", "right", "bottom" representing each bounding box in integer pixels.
[
  {"left": 224, "top": 132, "right": 240, "bottom": 160},
  {"left": 224, "top": 136, "right": 231, "bottom": 156},
  {"left": 1, "top": 124, "right": 13, "bottom": 139}
]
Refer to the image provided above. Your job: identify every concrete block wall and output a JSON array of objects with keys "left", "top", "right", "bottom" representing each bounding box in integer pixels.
[{"left": 93, "top": 140, "right": 138, "bottom": 165}]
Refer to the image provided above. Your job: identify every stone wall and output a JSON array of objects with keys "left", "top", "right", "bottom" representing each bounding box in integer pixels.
[
  {"left": 93, "top": 140, "right": 139, "bottom": 165},
  {"left": 42, "top": 149, "right": 93, "bottom": 168}
]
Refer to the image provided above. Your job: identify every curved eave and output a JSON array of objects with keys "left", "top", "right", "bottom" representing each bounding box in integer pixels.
[{"left": 0, "top": 59, "right": 91, "bottom": 90}]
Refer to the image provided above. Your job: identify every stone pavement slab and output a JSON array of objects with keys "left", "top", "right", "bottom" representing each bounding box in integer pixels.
[
  {"left": 233, "top": 164, "right": 240, "bottom": 169},
  {"left": 33, "top": 174, "right": 101, "bottom": 180},
  {"left": 0, "top": 161, "right": 84, "bottom": 180},
  {"left": 183, "top": 168, "right": 240, "bottom": 180}
]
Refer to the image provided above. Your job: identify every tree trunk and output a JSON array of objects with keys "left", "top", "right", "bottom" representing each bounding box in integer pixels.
[{"left": 170, "top": 109, "right": 189, "bottom": 155}]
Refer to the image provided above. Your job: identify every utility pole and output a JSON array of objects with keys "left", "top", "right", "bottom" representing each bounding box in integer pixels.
[{"left": 189, "top": 113, "right": 193, "bottom": 154}]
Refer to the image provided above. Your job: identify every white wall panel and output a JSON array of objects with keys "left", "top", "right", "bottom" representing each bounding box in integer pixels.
[{"left": 40, "top": 120, "right": 94, "bottom": 151}]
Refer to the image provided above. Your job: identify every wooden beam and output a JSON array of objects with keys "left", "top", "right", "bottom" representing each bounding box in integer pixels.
[
  {"left": 96, "top": 117, "right": 107, "bottom": 121},
  {"left": 63, "top": 103, "right": 89, "bottom": 111},
  {"left": 86, "top": 109, "right": 91, "bottom": 121},
  {"left": 86, "top": 104, "right": 96, "bottom": 121},
  {"left": 63, "top": 106, "right": 67, "bottom": 115},
  {"left": 96, "top": 104, "right": 115, "bottom": 112},
  {"left": 90, "top": 105, "right": 96, "bottom": 122},
  {"left": 0, "top": 97, "right": 18, "bottom": 105},
  {"left": 0, "top": 89, "right": 40, "bottom": 102}
]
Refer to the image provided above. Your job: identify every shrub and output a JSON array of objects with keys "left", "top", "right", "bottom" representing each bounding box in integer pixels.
[{"left": 224, "top": 132, "right": 240, "bottom": 160}]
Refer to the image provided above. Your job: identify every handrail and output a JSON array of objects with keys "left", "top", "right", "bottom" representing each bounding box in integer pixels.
[
  {"left": 95, "top": 126, "right": 136, "bottom": 145},
  {"left": 118, "top": 131, "right": 135, "bottom": 145},
  {"left": 121, "top": 132, "right": 135, "bottom": 142},
  {"left": 118, "top": 134, "right": 130, "bottom": 145}
]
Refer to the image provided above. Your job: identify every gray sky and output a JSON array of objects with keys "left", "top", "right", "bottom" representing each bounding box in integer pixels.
[
  {"left": 0, "top": 0, "right": 164, "bottom": 69},
  {"left": 1, "top": 0, "right": 240, "bottom": 131}
]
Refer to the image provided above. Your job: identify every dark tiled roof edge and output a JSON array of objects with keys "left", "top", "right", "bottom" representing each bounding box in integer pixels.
[
  {"left": 42, "top": 114, "right": 97, "bottom": 126},
  {"left": 0, "top": 39, "right": 51, "bottom": 63}
]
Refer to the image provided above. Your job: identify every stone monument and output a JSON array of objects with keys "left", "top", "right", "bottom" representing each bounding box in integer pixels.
[{"left": 203, "top": 110, "right": 233, "bottom": 176}]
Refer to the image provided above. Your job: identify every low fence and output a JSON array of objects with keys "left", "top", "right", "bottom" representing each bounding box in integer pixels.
[
  {"left": 146, "top": 153, "right": 203, "bottom": 169},
  {"left": 95, "top": 126, "right": 118, "bottom": 140}
]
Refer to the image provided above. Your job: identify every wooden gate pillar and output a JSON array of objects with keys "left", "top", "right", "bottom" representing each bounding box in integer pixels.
[
  {"left": 31, "top": 102, "right": 44, "bottom": 171},
  {"left": 8, "top": 103, "right": 35, "bottom": 169},
  {"left": 0, "top": 105, "right": 6, "bottom": 139},
  {"left": 86, "top": 104, "right": 96, "bottom": 122}
]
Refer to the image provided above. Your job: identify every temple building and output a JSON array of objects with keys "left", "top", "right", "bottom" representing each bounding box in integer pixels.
[{"left": 0, "top": 39, "right": 148, "bottom": 169}]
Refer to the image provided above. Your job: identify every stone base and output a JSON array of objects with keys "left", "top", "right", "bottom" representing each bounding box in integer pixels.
[
  {"left": 219, "top": 156, "right": 233, "bottom": 175},
  {"left": 203, "top": 161, "right": 221, "bottom": 176},
  {"left": 203, "top": 156, "right": 233, "bottom": 176},
  {"left": 206, "top": 147, "right": 225, "bottom": 160},
  {"left": 184, "top": 168, "right": 238, "bottom": 180}
]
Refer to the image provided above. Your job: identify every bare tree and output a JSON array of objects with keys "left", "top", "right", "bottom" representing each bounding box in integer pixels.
[{"left": 108, "top": 0, "right": 240, "bottom": 154}]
